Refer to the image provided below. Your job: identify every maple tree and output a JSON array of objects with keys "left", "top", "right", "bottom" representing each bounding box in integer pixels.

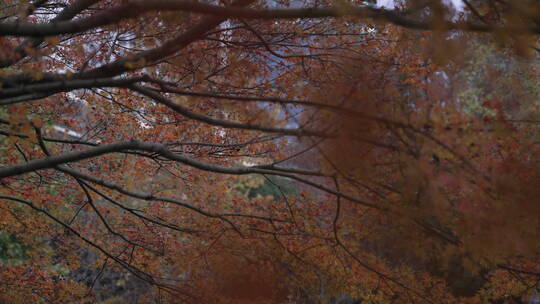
[{"left": 0, "top": 0, "right": 540, "bottom": 303}]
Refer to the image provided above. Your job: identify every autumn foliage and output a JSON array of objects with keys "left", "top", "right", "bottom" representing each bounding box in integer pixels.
[{"left": 0, "top": 0, "right": 540, "bottom": 303}]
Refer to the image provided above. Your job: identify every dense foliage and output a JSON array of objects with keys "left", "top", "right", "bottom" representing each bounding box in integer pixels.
[{"left": 0, "top": 0, "right": 539, "bottom": 303}]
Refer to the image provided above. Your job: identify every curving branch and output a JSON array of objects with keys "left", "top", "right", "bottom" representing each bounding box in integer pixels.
[
  {"left": 131, "top": 85, "right": 328, "bottom": 137},
  {"left": 0, "top": 1, "right": 532, "bottom": 37},
  {"left": 58, "top": 165, "right": 285, "bottom": 226},
  {"left": 0, "top": 139, "right": 382, "bottom": 209}
]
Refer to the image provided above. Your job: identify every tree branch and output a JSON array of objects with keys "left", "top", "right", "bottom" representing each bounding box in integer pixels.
[
  {"left": 131, "top": 85, "right": 328, "bottom": 137},
  {"left": 0, "top": 139, "right": 382, "bottom": 209},
  {"left": 0, "top": 1, "right": 531, "bottom": 37},
  {"left": 0, "top": 0, "right": 101, "bottom": 68}
]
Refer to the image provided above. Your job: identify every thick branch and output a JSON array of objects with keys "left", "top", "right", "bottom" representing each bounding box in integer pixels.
[
  {"left": 0, "top": 1, "right": 533, "bottom": 37},
  {"left": 0, "top": 139, "right": 381, "bottom": 209},
  {"left": 0, "top": 76, "right": 147, "bottom": 104}
]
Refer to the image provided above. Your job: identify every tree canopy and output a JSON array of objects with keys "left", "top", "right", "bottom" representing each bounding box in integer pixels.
[{"left": 0, "top": 0, "right": 539, "bottom": 303}]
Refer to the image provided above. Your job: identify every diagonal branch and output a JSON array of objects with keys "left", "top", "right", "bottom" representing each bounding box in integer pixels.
[
  {"left": 80, "top": 0, "right": 255, "bottom": 79},
  {"left": 131, "top": 85, "right": 328, "bottom": 137}
]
